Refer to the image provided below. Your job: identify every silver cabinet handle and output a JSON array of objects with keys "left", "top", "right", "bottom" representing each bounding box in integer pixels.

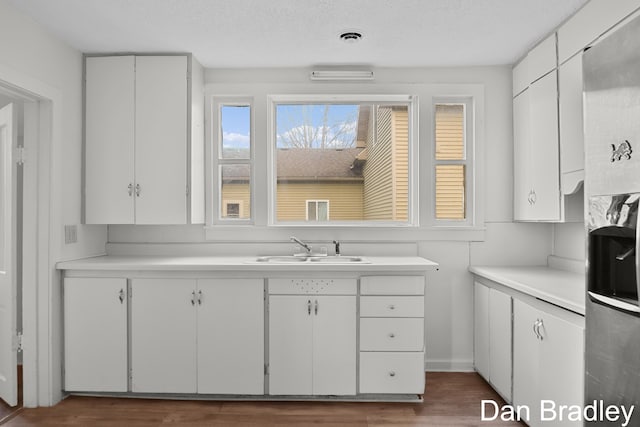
[
  {"left": 388, "top": 304, "right": 396, "bottom": 310},
  {"left": 533, "top": 320, "right": 540, "bottom": 339},
  {"left": 389, "top": 371, "right": 396, "bottom": 377},
  {"left": 128, "top": 183, "right": 133, "bottom": 197},
  {"left": 527, "top": 190, "right": 533, "bottom": 205},
  {"left": 307, "top": 299, "right": 312, "bottom": 315},
  {"left": 314, "top": 299, "right": 319, "bottom": 315},
  {"left": 191, "top": 291, "right": 196, "bottom": 306},
  {"left": 118, "top": 288, "right": 125, "bottom": 304},
  {"left": 198, "top": 290, "right": 202, "bottom": 305},
  {"left": 537, "top": 319, "right": 544, "bottom": 341},
  {"left": 135, "top": 183, "right": 141, "bottom": 197},
  {"left": 531, "top": 190, "right": 537, "bottom": 205},
  {"left": 389, "top": 333, "right": 395, "bottom": 338}
]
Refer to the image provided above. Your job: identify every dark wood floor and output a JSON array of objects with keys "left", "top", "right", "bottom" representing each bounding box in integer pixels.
[{"left": 1, "top": 372, "right": 525, "bottom": 426}]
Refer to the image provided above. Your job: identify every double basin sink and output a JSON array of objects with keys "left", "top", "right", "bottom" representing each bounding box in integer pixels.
[{"left": 253, "top": 255, "right": 370, "bottom": 264}]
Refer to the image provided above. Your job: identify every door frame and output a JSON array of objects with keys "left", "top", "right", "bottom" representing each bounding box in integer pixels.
[{"left": 0, "top": 62, "right": 62, "bottom": 407}]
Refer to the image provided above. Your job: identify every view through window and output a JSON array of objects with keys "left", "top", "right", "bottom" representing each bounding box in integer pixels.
[
  {"left": 219, "top": 104, "right": 251, "bottom": 220},
  {"left": 274, "top": 102, "right": 411, "bottom": 224}
]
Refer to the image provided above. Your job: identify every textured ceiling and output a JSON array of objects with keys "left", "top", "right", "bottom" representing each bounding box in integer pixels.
[{"left": 9, "top": 0, "right": 588, "bottom": 68}]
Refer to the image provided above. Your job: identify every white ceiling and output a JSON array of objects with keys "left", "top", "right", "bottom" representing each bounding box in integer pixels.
[{"left": 10, "top": 0, "right": 588, "bottom": 68}]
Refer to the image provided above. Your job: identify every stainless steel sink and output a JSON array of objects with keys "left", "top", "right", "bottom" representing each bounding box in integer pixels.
[{"left": 251, "top": 255, "right": 369, "bottom": 264}]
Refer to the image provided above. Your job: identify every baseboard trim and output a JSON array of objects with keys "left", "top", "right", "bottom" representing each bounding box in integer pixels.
[{"left": 425, "top": 359, "right": 474, "bottom": 372}]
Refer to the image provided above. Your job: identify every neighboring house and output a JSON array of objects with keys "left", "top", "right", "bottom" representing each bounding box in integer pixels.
[{"left": 220, "top": 105, "right": 412, "bottom": 222}]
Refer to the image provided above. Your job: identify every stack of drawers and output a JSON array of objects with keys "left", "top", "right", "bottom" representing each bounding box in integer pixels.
[{"left": 359, "top": 276, "right": 426, "bottom": 394}]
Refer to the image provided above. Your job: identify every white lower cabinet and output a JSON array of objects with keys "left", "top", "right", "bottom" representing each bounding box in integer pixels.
[
  {"left": 359, "top": 276, "right": 425, "bottom": 395},
  {"left": 268, "top": 286, "right": 357, "bottom": 396},
  {"left": 513, "top": 299, "right": 584, "bottom": 427},
  {"left": 64, "top": 278, "right": 128, "bottom": 392},
  {"left": 473, "top": 282, "right": 512, "bottom": 401},
  {"left": 131, "top": 278, "right": 264, "bottom": 394}
]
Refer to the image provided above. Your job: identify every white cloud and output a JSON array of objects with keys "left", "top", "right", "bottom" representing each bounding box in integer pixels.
[{"left": 223, "top": 131, "right": 250, "bottom": 147}]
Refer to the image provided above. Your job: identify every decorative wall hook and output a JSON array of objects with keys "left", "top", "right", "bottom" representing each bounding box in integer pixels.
[{"left": 611, "top": 140, "right": 632, "bottom": 162}]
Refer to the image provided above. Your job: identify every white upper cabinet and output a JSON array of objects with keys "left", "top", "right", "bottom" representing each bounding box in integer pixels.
[
  {"left": 558, "top": 53, "right": 585, "bottom": 194},
  {"left": 84, "top": 54, "right": 204, "bottom": 225},
  {"left": 527, "top": 34, "right": 557, "bottom": 83},
  {"left": 85, "top": 56, "right": 135, "bottom": 224},
  {"left": 557, "top": 0, "right": 640, "bottom": 64},
  {"left": 512, "top": 56, "right": 529, "bottom": 96}
]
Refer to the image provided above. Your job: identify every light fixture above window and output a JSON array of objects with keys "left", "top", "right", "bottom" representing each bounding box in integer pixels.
[{"left": 309, "top": 70, "right": 374, "bottom": 81}]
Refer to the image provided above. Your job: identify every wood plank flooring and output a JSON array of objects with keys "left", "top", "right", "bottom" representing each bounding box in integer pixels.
[{"left": 1, "top": 372, "right": 525, "bottom": 426}]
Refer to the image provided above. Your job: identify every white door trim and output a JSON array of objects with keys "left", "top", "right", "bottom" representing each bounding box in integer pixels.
[{"left": 0, "top": 62, "right": 62, "bottom": 407}]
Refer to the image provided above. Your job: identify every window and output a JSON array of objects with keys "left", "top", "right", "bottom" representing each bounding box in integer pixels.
[
  {"left": 306, "top": 200, "right": 329, "bottom": 221},
  {"left": 213, "top": 99, "right": 252, "bottom": 222},
  {"left": 434, "top": 99, "right": 473, "bottom": 223},
  {"left": 270, "top": 95, "right": 417, "bottom": 225}
]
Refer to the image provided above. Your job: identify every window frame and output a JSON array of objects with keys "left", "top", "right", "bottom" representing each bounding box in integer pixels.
[
  {"left": 267, "top": 94, "right": 420, "bottom": 227},
  {"left": 210, "top": 96, "right": 254, "bottom": 225},
  {"left": 431, "top": 97, "right": 475, "bottom": 227}
]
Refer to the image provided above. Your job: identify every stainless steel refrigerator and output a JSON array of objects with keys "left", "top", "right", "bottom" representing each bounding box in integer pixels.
[{"left": 584, "top": 12, "right": 640, "bottom": 425}]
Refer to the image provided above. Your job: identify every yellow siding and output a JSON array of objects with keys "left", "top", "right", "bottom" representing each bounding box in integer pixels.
[
  {"left": 435, "top": 105, "right": 465, "bottom": 160},
  {"left": 277, "top": 182, "right": 364, "bottom": 221},
  {"left": 435, "top": 165, "right": 465, "bottom": 219},
  {"left": 363, "top": 107, "right": 394, "bottom": 220},
  {"left": 221, "top": 183, "right": 251, "bottom": 219},
  {"left": 435, "top": 104, "right": 466, "bottom": 220},
  {"left": 392, "top": 109, "right": 409, "bottom": 221}
]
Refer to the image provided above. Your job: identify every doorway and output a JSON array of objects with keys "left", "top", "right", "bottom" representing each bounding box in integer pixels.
[{"left": 0, "top": 93, "right": 25, "bottom": 418}]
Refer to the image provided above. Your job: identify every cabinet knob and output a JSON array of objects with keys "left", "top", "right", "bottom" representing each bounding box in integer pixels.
[
  {"left": 389, "top": 371, "right": 396, "bottom": 377},
  {"left": 389, "top": 333, "right": 395, "bottom": 338},
  {"left": 118, "top": 288, "right": 125, "bottom": 304},
  {"left": 127, "top": 183, "right": 133, "bottom": 197},
  {"left": 388, "top": 304, "right": 396, "bottom": 310},
  {"left": 135, "top": 183, "right": 141, "bottom": 197}
]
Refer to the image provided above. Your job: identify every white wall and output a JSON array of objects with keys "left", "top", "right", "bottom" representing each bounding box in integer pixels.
[
  {"left": 0, "top": 0, "right": 107, "bottom": 260},
  {"left": 553, "top": 222, "right": 585, "bottom": 261},
  {"left": 107, "top": 66, "right": 555, "bottom": 371}
]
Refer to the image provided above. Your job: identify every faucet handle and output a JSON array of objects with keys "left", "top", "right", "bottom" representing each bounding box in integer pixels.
[{"left": 333, "top": 240, "right": 341, "bottom": 256}]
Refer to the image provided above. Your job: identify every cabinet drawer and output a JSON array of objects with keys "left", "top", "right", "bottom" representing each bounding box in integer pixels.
[
  {"left": 360, "top": 318, "right": 424, "bottom": 351},
  {"left": 359, "top": 352, "right": 425, "bottom": 394},
  {"left": 360, "top": 276, "right": 424, "bottom": 295},
  {"left": 360, "top": 296, "right": 424, "bottom": 317}
]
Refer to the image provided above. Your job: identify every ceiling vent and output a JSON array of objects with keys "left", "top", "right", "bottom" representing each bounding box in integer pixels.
[{"left": 339, "top": 31, "right": 363, "bottom": 43}]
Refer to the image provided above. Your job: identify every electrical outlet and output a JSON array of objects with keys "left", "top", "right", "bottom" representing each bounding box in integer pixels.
[{"left": 64, "top": 225, "right": 77, "bottom": 244}]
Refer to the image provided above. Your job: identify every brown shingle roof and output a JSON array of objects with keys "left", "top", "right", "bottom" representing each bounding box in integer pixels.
[{"left": 221, "top": 148, "right": 365, "bottom": 182}]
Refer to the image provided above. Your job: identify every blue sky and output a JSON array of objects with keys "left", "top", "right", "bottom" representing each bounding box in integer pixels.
[{"left": 220, "top": 104, "right": 359, "bottom": 151}]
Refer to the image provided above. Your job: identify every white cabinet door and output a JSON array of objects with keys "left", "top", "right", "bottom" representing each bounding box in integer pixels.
[
  {"left": 489, "top": 288, "right": 512, "bottom": 402},
  {"left": 269, "top": 296, "right": 313, "bottom": 395},
  {"left": 313, "top": 296, "right": 356, "bottom": 395},
  {"left": 134, "top": 56, "right": 188, "bottom": 224},
  {"left": 85, "top": 55, "right": 135, "bottom": 224},
  {"left": 513, "top": 90, "right": 533, "bottom": 221},
  {"left": 513, "top": 299, "right": 540, "bottom": 426},
  {"left": 559, "top": 54, "right": 585, "bottom": 178},
  {"left": 197, "top": 279, "right": 264, "bottom": 395},
  {"left": 64, "top": 278, "right": 128, "bottom": 392},
  {"left": 538, "top": 312, "right": 584, "bottom": 427},
  {"left": 473, "top": 282, "right": 489, "bottom": 379},
  {"left": 131, "top": 278, "right": 197, "bottom": 393},
  {"left": 529, "top": 70, "right": 560, "bottom": 221}
]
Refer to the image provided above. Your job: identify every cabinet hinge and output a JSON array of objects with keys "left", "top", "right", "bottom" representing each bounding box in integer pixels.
[
  {"left": 15, "top": 147, "right": 25, "bottom": 165},
  {"left": 14, "top": 332, "right": 23, "bottom": 352}
]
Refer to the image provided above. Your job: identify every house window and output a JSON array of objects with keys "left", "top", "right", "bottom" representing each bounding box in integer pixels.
[
  {"left": 434, "top": 100, "right": 472, "bottom": 222},
  {"left": 213, "top": 99, "right": 252, "bottom": 221},
  {"left": 306, "top": 200, "right": 329, "bottom": 221},
  {"left": 270, "top": 95, "right": 417, "bottom": 225},
  {"left": 223, "top": 201, "right": 242, "bottom": 218}
]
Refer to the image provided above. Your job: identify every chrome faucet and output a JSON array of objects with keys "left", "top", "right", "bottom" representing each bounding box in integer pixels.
[
  {"left": 290, "top": 236, "right": 312, "bottom": 254},
  {"left": 333, "top": 240, "right": 341, "bottom": 256}
]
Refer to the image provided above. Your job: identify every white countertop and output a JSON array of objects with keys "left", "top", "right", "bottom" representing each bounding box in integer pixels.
[
  {"left": 57, "top": 255, "right": 439, "bottom": 272},
  {"left": 469, "top": 265, "right": 586, "bottom": 315}
]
